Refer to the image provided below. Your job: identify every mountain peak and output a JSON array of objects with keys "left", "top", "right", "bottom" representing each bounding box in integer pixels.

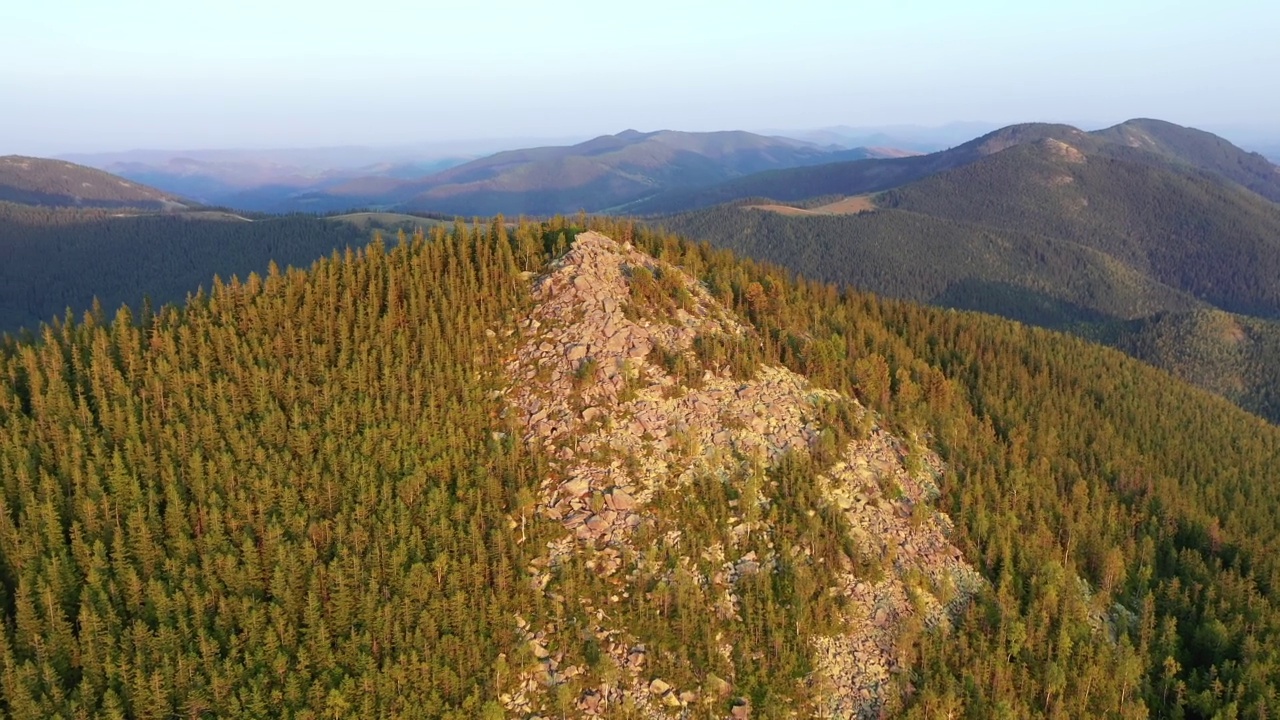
[
  {"left": 969, "top": 122, "right": 1087, "bottom": 156},
  {"left": 499, "top": 231, "right": 981, "bottom": 716},
  {"left": 1037, "top": 137, "right": 1088, "bottom": 164},
  {"left": 1090, "top": 118, "right": 1280, "bottom": 200}
]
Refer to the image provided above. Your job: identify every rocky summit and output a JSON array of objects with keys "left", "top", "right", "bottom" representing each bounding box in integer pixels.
[{"left": 500, "top": 231, "right": 981, "bottom": 718}]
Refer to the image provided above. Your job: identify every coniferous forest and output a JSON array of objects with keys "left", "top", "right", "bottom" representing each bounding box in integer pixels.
[
  {"left": 7, "top": 1, "right": 1280, "bottom": 716},
  {"left": 1, "top": 216, "right": 1279, "bottom": 718},
  {"left": 0, "top": 202, "right": 372, "bottom": 333}
]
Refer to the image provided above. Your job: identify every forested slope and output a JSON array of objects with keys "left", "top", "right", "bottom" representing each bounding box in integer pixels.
[
  {"left": 660, "top": 204, "right": 1206, "bottom": 326},
  {"left": 0, "top": 157, "right": 185, "bottom": 210},
  {"left": 878, "top": 141, "right": 1280, "bottom": 317},
  {"left": 0, "top": 203, "right": 370, "bottom": 333},
  {"left": 1, "top": 218, "right": 1279, "bottom": 718},
  {"left": 660, "top": 138, "right": 1280, "bottom": 422},
  {"left": 1100, "top": 309, "right": 1280, "bottom": 423}
]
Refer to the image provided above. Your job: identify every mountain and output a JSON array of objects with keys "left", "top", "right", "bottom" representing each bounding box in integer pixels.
[
  {"left": 265, "top": 130, "right": 902, "bottom": 216},
  {"left": 5, "top": 218, "right": 1280, "bottom": 719},
  {"left": 90, "top": 156, "right": 470, "bottom": 211},
  {"left": 627, "top": 123, "right": 1093, "bottom": 214},
  {"left": 764, "top": 121, "right": 1003, "bottom": 153},
  {"left": 658, "top": 124, "right": 1280, "bottom": 420},
  {"left": 633, "top": 119, "right": 1280, "bottom": 215},
  {"left": 58, "top": 140, "right": 590, "bottom": 210},
  {"left": 875, "top": 138, "right": 1280, "bottom": 317},
  {"left": 1090, "top": 118, "right": 1280, "bottom": 202},
  {"left": 0, "top": 156, "right": 187, "bottom": 210},
  {"left": 385, "top": 129, "right": 878, "bottom": 216},
  {"left": 57, "top": 134, "right": 915, "bottom": 215}
]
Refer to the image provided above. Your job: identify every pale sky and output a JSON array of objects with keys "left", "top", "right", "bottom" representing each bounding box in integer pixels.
[{"left": 2, "top": 0, "right": 1277, "bottom": 154}]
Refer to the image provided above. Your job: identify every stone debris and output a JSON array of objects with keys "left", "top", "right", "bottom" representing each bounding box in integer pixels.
[{"left": 500, "top": 231, "right": 981, "bottom": 719}]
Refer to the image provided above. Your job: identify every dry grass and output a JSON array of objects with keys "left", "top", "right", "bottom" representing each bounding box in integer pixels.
[
  {"left": 744, "top": 194, "right": 876, "bottom": 217},
  {"left": 327, "top": 212, "right": 446, "bottom": 230}
]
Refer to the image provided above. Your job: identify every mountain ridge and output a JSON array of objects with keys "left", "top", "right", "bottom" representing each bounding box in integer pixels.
[
  {"left": 0, "top": 155, "right": 188, "bottom": 210},
  {"left": 75, "top": 131, "right": 910, "bottom": 214},
  {"left": 380, "top": 130, "right": 900, "bottom": 216},
  {"left": 630, "top": 119, "right": 1280, "bottom": 214}
]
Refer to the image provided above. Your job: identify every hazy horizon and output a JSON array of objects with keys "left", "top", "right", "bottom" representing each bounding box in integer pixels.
[{"left": 3, "top": 0, "right": 1278, "bottom": 156}]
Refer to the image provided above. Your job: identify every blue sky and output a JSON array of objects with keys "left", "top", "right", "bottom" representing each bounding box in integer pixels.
[{"left": 2, "top": 0, "right": 1277, "bottom": 154}]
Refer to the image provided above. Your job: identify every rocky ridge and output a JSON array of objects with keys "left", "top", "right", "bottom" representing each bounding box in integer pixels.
[{"left": 501, "top": 231, "right": 980, "bottom": 718}]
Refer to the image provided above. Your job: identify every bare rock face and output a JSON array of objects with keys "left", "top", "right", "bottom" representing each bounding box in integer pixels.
[{"left": 500, "top": 231, "right": 980, "bottom": 718}]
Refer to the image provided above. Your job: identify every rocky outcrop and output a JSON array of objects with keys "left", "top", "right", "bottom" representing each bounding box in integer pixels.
[{"left": 501, "top": 231, "right": 980, "bottom": 718}]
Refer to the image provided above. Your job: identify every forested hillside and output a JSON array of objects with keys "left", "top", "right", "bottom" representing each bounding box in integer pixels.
[
  {"left": 0, "top": 157, "right": 185, "bottom": 210},
  {"left": 1100, "top": 310, "right": 1280, "bottom": 423},
  {"left": 877, "top": 141, "right": 1280, "bottom": 317},
  {"left": 0, "top": 203, "right": 370, "bottom": 334},
  {"left": 660, "top": 204, "right": 1206, "bottom": 325},
  {"left": 2, "top": 218, "right": 1280, "bottom": 718},
  {"left": 1090, "top": 119, "right": 1280, "bottom": 202},
  {"left": 660, "top": 137, "right": 1280, "bottom": 422}
]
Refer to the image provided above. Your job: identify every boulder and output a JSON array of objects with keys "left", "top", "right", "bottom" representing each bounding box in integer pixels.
[
  {"left": 561, "top": 477, "right": 591, "bottom": 497},
  {"left": 607, "top": 489, "right": 635, "bottom": 511}
]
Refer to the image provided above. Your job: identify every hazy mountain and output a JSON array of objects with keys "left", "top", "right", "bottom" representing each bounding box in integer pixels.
[
  {"left": 72, "top": 155, "right": 469, "bottom": 210},
  {"left": 370, "top": 129, "right": 880, "bottom": 216},
  {"left": 764, "top": 121, "right": 1002, "bottom": 152},
  {"left": 57, "top": 139, "right": 591, "bottom": 210},
  {"left": 875, "top": 138, "right": 1280, "bottom": 316},
  {"left": 627, "top": 123, "right": 1095, "bottom": 214},
  {"left": 633, "top": 119, "right": 1280, "bottom": 215},
  {"left": 232, "top": 130, "right": 903, "bottom": 216},
  {"left": 0, "top": 156, "right": 187, "bottom": 210},
  {"left": 53, "top": 134, "right": 920, "bottom": 215}
]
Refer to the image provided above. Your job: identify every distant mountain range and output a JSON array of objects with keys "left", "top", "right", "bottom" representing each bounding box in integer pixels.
[
  {"left": 657, "top": 119, "right": 1280, "bottom": 420},
  {"left": 56, "top": 138, "right": 596, "bottom": 211},
  {"left": 369, "top": 130, "right": 902, "bottom": 217},
  {"left": 632, "top": 119, "right": 1280, "bottom": 214},
  {"left": 760, "top": 121, "right": 1003, "bottom": 153},
  {"left": 0, "top": 156, "right": 187, "bottom": 210},
  {"left": 62, "top": 131, "right": 912, "bottom": 215}
]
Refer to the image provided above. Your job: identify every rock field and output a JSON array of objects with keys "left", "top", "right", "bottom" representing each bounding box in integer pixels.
[{"left": 500, "top": 232, "right": 981, "bottom": 718}]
